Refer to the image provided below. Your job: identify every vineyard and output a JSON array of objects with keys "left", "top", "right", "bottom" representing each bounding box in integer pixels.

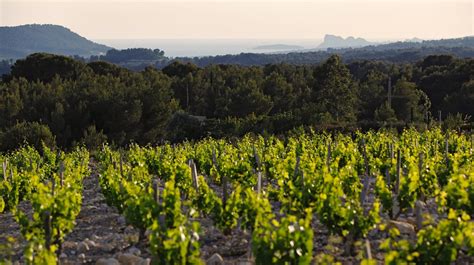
[{"left": 0, "top": 128, "right": 473, "bottom": 264}]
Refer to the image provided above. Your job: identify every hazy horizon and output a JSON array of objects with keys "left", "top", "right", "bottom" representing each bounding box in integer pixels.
[
  {"left": 95, "top": 38, "right": 325, "bottom": 57},
  {"left": 1, "top": 0, "right": 472, "bottom": 41}
]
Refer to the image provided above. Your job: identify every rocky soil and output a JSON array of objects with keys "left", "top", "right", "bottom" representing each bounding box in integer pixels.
[
  {"left": 1, "top": 166, "right": 473, "bottom": 264},
  {"left": 0, "top": 168, "right": 253, "bottom": 265}
]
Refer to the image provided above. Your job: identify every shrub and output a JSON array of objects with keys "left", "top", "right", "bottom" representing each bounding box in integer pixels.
[{"left": 0, "top": 121, "right": 55, "bottom": 152}]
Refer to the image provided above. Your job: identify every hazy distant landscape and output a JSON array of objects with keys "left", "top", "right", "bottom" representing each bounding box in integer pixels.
[
  {"left": 96, "top": 38, "right": 320, "bottom": 57},
  {"left": 0, "top": 1, "right": 473, "bottom": 265},
  {"left": 1, "top": 24, "right": 472, "bottom": 75}
]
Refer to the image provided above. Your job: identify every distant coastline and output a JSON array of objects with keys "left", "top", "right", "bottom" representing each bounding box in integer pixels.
[
  {"left": 95, "top": 38, "right": 322, "bottom": 57},
  {"left": 253, "top": 44, "right": 304, "bottom": 50}
]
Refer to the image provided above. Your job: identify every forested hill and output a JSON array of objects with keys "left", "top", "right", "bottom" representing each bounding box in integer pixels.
[
  {"left": 0, "top": 53, "right": 472, "bottom": 151},
  {"left": 0, "top": 24, "right": 111, "bottom": 60},
  {"left": 172, "top": 37, "right": 474, "bottom": 68},
  {"left": 86, "top": 36, "right": 474, "bottom": 71},
  {"left": 0, "top": 27, "right": 472, "bottom": 72}
]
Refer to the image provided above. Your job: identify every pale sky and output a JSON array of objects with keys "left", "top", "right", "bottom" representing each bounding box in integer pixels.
[{"left": 0, "top": 0, "right": 472, "bottom": 40}]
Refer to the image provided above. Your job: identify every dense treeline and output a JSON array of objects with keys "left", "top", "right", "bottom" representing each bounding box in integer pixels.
[
  {"left": 1, "top": 38, "right": 473, "bottom": 75},
  {"left": 101, "top": 46, "right": 474, "bottom": 72},
  {"left": 90, "top": 48, "right": 166, "bottom": 63},
  {"left": 0, "top": 53, "right": 472, "bottom": 151},
  {"left": 98, "top": 37, "right": 474, "bottom": 71},
  {"left": 174, "top": 46, "right": 474, "bottom": 69}
]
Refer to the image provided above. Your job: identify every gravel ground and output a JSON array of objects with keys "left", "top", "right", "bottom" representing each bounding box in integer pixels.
[{"left": 1, "top": 165, "right": 473, "bottom": 264}]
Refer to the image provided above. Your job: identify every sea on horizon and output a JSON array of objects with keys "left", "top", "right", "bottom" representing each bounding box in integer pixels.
[{"left": 94, "top": 38, "right": 323, "bottom": 58}]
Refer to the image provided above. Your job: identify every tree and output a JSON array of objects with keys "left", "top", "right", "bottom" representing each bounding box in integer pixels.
[
  {"left": 443, "top": 77, "right": 474, "bottom": 116},
  {"left": 218, "top": 79, "right": 273, "bottom": 118},
  {"left": 79, "top": 125, "right": 107, "bottom": 151},
  {"left": 162, "top": 61, "right": 198, "bottom": 78},
  {"left": 8, "top": 53, "right": 90, "bottom": 82},
  {"left": 0, "top": 121, "right": 55, "bottom": 152},
  {"left": 263, "top": 72, "right": 297, "bottom": 114},
  {"left": 0, "top": 79, "right": 24, "bottom": 128},
  {"left": 312, "top": 55, "right": 358, "bottom": 122},
  {"left": 392, "top": 79, "right": 430, "bottom": 122},
  {"left": 140, "top": 67, "right": 179, "bottom": 144},
  {"left": 375, "top": 101, "right": 397, "bottom": 123},
  {"left": 87, "top": 61, "right": 130, "bottom": 76},
  {"left": 358, "top": 70, "right": 387, "bottom": 120}
]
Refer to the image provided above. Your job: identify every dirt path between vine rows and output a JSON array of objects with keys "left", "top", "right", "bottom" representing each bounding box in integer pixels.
[
  {"left": 58, "top": 164, "right": 148, "bottom": 264},
  {"left": 0, "top": 163, "right": 252, "bottom": 264},
  {"left": 2, "top": 163, "right": 472, "bottom": 264}
]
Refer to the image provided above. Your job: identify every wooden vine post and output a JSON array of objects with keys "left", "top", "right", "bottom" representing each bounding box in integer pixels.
[
  {"left": 390, "top": 149, "right": 401, "bottom": 218},
  {"left": 444, "top": 134, "right": 449, "bottom": 169},
  {"left": 110, "top": 152, "right": 116, "bottom": 170},
  {"left": 360, "top": 139, "right": 370, "bottom": 205},
  {"left": 59, "top": 160, "right": 64, "bottom": 188},
  {"left": 43, "top": 210, "right": 52, "bottom": 251},
  {"left": 257, "top": 171, "right": 262, "bottom": 195},
  {"left": 395, "top": 149, "right": 401, "bottom": 195},
  {"left": 119, "top": 151, "right": 125, "bottom": 179},
  {"left": 43, "top": 176, "right": 56, "bottom": 253},
  {"left": 2, "top": 160, "right": 7, "bottom": 181},
  {"left": 57, "top": 158, "right": 64, "bottom": 256},
  {"left": 365, "top": 239, "right": 372, "bottom": 260},
  {"left": 212, "top": 149, "right": 227, "bottom": 208},
  {"left": 253, "top": 146, "right": 262, "bottom": 194},
  {"left": 326, "top": 142, "right": 331, "bottom": 170},
  {"left": 153, "top": 178, "right": 160, "bottom": 204},
  {"left": 294, "top": 156, "right": 301, "bottom": 185},
  {"left": 386, "top": 143, "right": 393, "bottom": 185},
  {"left": 390, "top": 143, "right": 394, "bottom": 160},
  {"left": 415, "top": 152, "right": 424, "bottom": 231},
  {"left": 189, "top": 159, "right": 199, "bottom": 190}
]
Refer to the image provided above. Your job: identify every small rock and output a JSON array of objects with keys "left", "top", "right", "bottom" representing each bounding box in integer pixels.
[
  {"left": 59, "top": 253, "right": 67, "bottom": 259},
  {"left": 206, "top": 253, "right": 224, "bottom": 265},
  {"left": 92, "top": 234, "right": 101, "bottom": 241},
  {"left": 125, "top": 246, "right": 141, "bottom": 256},
  {"left": 388, "top": 220, "right": 415, "bottom": 236},
  {"left": 144, "top": 229, "right": 152, "bottom": 237},
  {"left": 124, "top": 233, "right": 140, "bottom": 244},
  {"left": 139, "top": 258, "right": 150, "bottom": 265},
  {"left": 84, "top": 238, "right": 97, "bottom": 248},
  {"left": 124, "top": 225, "right": 136, "bottom": 234},
  {"left": 70, "top": 250, "right": 76, "bottom": 255},
  {"left": 78, "top": 242, "right": 90, "bottom": 253},
  {"left": 96, "top": 258, "right": 120, "bottom": 265},
  {"left": 100, "top": 243, "right": 115, "bottom": 252},
  {"left": 62, "top": 241, "right": 78, "bottom": 249},
  {"left": 105, "top": 233, "right": 122, "bottom": 241},
  {"left": 78, "top": 253, "right": 86, "bottom": 259},
  {"left": 117, "top": 216, "right": 127, "bottom": 226},
  {"left": 117, "top": 253, "right": 144, "bottom": 265}
]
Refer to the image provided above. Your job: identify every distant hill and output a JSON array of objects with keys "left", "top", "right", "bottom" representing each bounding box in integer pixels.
[
  {"left": 405, "top": 37, "right": 423, "bottom": 43},
  {"left": 168, "top": 36, "right": 474, "bottom": 69},
  {"left": 317, "top": 34, "right": 375, "bottom": 49},
  {"left": 0, "top": 24, "right": 111, "bottom": 60}
]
